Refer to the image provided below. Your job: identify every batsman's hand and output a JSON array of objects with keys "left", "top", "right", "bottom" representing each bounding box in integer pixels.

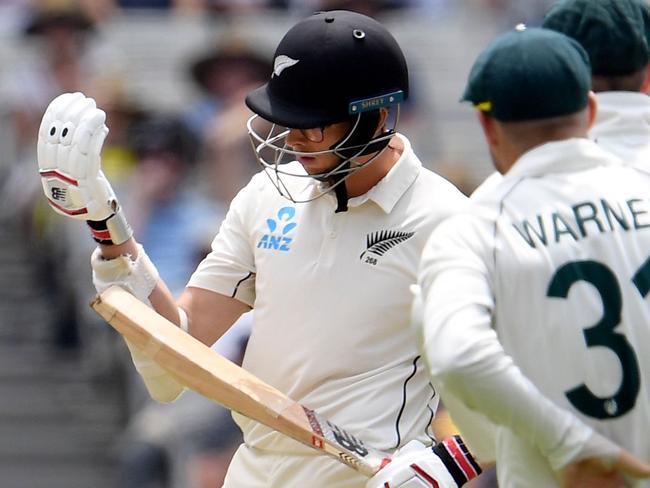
[
  {"left": 366, "top": 437, "right": 481, "bottom": 488},
  {"left": 38, "top": 92, "right": 132, "bottom": 244}
]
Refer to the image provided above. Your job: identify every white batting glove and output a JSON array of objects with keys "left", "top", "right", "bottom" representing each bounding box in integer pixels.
[
  {"left": 367, "top": 437, "right": 481, "bottom": 488},
  {"left": 90, "top": 245, "right": 159, "bottom": 303},
  {"left": 38, "top": 92, "right": 132, "bottom": 245}
]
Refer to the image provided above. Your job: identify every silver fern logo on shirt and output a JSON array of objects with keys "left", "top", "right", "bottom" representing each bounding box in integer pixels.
[{"left": 360, "top": 230, "right": 414, "bottom": 265}]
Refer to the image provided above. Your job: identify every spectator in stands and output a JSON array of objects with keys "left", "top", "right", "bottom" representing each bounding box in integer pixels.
[
  {"left": 8, "top": 1, "right": 98, "bottom": 158},
  {"left": 185, "top": 40, "right": 271, "bottom": 139},
  {"left": 185, "top": 40, "right": 271, "bottom": 203},
  {"left": 124, "top": 114, "right": 215, "bottom": 317}
]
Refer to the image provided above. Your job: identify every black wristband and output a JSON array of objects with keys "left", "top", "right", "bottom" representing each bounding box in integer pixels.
[
  {"left": 86, "top": 217, "right": 114, "bottom": 244},
  {"left": 432, "top": 435, "right": 482, "bottom": 486},
  {"left": 86, "top": 208, "right": 133, "bottom": 245}
]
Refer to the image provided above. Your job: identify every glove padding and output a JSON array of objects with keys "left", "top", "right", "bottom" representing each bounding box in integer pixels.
[
  {"left": 367, "top": 437, "right": 481, "bottom": 488},
  {"left": 38, "top": 92, "right": 132, "bottom": 244},
  {"left": 91, "top": 245, "right": 159, "bottom": 303}
]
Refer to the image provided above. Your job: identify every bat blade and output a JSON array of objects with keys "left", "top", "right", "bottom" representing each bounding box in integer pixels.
[{"left": 91, "top": 285, "right": 390, "bottom": 476}]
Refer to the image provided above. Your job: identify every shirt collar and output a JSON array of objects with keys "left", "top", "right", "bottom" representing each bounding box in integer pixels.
[
  {"left": 505, "top": 138, "right": 620, "bottom": 181},
  {"left": 591, "top": 91, "right": 650, "bottom": 150},
  {"left": 347, "top": 133, "right": 421, "bottom": 213}
]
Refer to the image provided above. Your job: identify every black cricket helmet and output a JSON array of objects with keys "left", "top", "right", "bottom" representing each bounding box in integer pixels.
[{"left": 245, "top": 10, "right": 409, "bottom": 205}]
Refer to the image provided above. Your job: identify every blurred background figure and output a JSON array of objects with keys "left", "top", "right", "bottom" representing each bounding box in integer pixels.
[
  {"left": 124, "top": 114, "right": 211, "bottom": 294},
  {"left": 184, "top": 39, "right": 270, "bottom": 140},
  {"left": 186, "top": 40, "right": 272, "bottom": 203},
  {"left": 6, "top": 0, "right": 121, "bottom": 164}
]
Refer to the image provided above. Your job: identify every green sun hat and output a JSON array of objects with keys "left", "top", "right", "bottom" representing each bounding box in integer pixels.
[
  {"left": 543, "top": 0, "right": 650, "bottom": 76},
  {"left": 462, "top": 26, "right": 592, "bottom": 122}
]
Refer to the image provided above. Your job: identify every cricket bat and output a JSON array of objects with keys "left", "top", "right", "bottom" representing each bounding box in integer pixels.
[{"left": 91, "top": 285, "right": 390, "bottom": 477}]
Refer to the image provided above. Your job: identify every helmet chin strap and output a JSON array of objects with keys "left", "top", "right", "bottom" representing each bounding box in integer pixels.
[
  {"left": 327, "top": 110, "right": 391, "bottom": 213},
  {"left": 331, "top": 166, "right": 350, "bottom": 213}
]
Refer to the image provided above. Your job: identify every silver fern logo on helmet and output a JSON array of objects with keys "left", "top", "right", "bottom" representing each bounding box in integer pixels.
[{"left": 273, "top": 55, "right": 299, "bottom": 77}]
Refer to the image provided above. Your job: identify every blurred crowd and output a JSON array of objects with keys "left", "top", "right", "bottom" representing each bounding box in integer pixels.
[{"left": 0, "top": 0, "right": 557, "bottom": 487}]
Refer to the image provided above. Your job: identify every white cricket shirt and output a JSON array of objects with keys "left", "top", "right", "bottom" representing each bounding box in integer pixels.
[
  {"left": 419, "top": 138, "right": 650, "bottom": 487},
  {"left": 591, "top": 91, "right": 650, "bottom": 170},
  {"left": 189, "top": 134, "right": 467, "bottom": 456}
]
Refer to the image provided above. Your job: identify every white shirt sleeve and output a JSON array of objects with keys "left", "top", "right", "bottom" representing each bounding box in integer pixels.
[
  {"left": 188, "top": 178, "right": 258, "bottom": 307},
  {"left": 417, "top": 215, "right": 621, "bottom": 470}
]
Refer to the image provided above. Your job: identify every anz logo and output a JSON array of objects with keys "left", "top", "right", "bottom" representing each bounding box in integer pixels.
[{"left": 257, "top": 206, "right": 298, "bottom": 252}]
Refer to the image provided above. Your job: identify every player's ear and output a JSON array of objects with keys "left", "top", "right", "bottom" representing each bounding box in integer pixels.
[
  {"left": 477, "top": 110, "right": 499, "bottom": 148},
  {"left": 640, "top": 63, "right": 650, "bottom": 93},
  {"left": 374, "top": 108, "right": 389, "bottom": 134},
  {"left": 586, "top": 91, "right": 598, "bottom": 131}
]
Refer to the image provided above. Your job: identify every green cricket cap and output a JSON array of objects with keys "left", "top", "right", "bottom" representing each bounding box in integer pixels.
[
  {"left": 543, "top": 0, "right": 650, "bottom": 76},
  {"left": 461, "top": 26, "right": 591, "bottom": 122}
]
